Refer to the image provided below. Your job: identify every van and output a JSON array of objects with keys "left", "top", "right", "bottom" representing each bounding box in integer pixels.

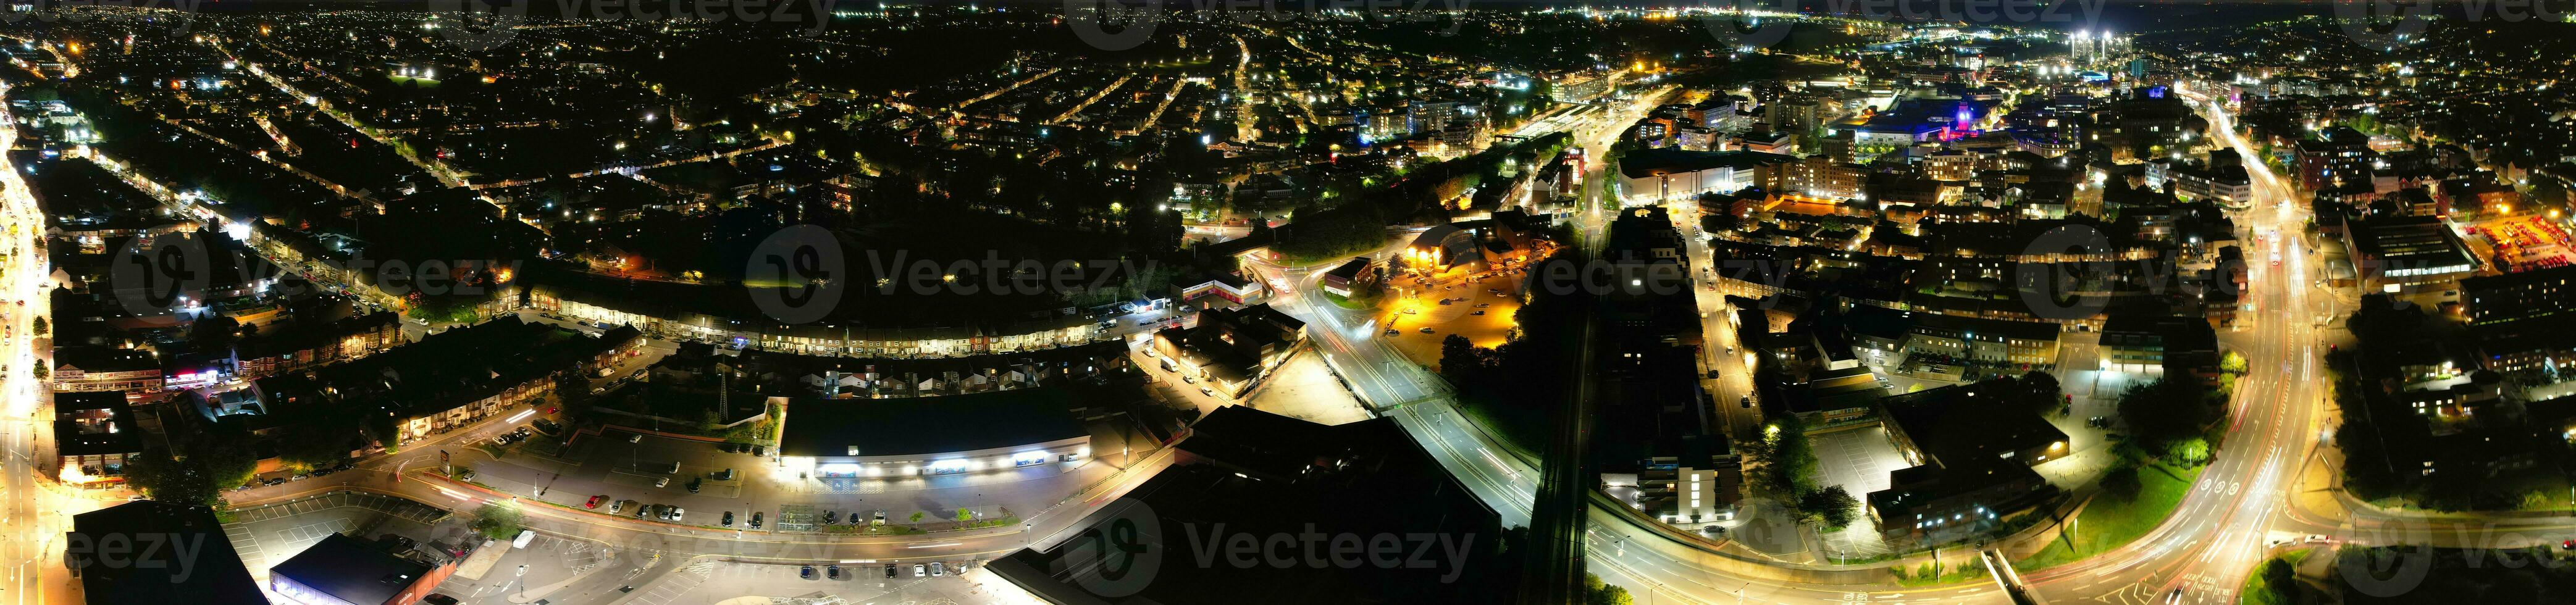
[{"left": 511, "top": 530, "right": 537, "bottom": 549}]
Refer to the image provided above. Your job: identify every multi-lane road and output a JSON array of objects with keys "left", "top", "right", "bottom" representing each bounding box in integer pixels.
[{"left": 0, "top": 76, "right": 90, "bottom": 605}]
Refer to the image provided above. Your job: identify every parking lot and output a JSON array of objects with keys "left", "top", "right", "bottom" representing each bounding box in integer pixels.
[
  {"left": 1381, "top": 272, "right": 1525, "bottom": 367},
  {"left": 1810, "top": 427, "right": 1910, "bottom": 560},
  {"left": 1244, "top": 353, "right": 1372, "bottom": 425},
  {"left": 611, "top": 558, "right": 1031, "bottom": 605},
  {"left": 222, "top": 491, "right": 455, "bottom": 575}
]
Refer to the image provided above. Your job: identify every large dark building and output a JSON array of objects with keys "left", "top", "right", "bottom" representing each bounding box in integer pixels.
[
  {"left": 989, "top": 406, "right": 1519, "bottom": 604},
  {"left": 2461, "top": 265, "right": 2576, "bottom": 371},
  {"left": 2294, "top": 126, "right": 2375, "bottom": 191},
  {"left": 269, "top": 533, "right": 459, "bottom": 605},
  {"left": 1866, "top": 383, "right": 2066, "bottom": 544},
  {"left": 774, "top": 388, "right": 1096, "bottom": 478},
  {"left": 66, "top": 501, "right": 266, "bottom": 605}
]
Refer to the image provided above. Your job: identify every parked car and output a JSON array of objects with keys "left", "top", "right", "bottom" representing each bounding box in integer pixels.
[
  {"left": 1739, "top": 396, "right": 1752, "bottom": 409},
  {"left": 654, "top": 477, "right": 669, "bottom": 488},
  {"left": 799, "top": 565, "right": 814, "bottom": 580},
  {"left": 912, "top": 564, "right": 927, "bottom": 577},
  {"left": 750, "top": 512, "right": 763, "bottom": 528},
  {"left": 884, "top": 564, "right": 898, "bottom": 578},
  {"left": 722, "top": 511, "right": 735, "bottom": 527},
  {"left": 423, "top": 595, "right": 461, "bottom": 605},
  {"left": 826, "top": 565, "right": 841, "bottom": 580},
  {"left": 584, "top": 495, "right": 607, "bottom": 509},
  {"left": 1418, "top": 327, "right": 1433, "bottom": 333},
  {"left": 752, "top": 445, "right": 765, "bottom": 457},
  {"left": 931, "top": 562, "right": 945, "bottom": 577},
  {"left": 686, "top": 478, "right": 702, "bottom": 493},
  {"left": 823, "top": 511, "right": 839, "bottom": 524},
  {"left": 262, "top": 477, "right": 288, "bottom": 486},
  {"left": 1384, "top": 328, "right": 1400, "bottom": 336},
  {"left": 1471, "top": 311, "right": 1484, "bottom": 315}
]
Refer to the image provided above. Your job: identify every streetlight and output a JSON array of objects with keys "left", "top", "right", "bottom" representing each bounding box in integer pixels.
[{"left": 516, "top": 564, "right": 529, "bottom": 601}]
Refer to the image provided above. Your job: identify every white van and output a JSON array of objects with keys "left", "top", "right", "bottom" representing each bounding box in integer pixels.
[{"left": 511, "top": 530, "right": 537, "bottom": 549}]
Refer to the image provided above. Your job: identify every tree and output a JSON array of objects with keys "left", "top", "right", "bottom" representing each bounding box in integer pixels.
[
  {"left": 1746, "top": 415, "right": 1819, "bottom": 498},
  {"left": 31, "top": 316, "right": 46, "bottom": 336},
  {"left": 955, "top": 507, "right": 975, "bottom": 523},
  {"left": 2018, "top": 371, "right": 2064, "bottom": 414},
  {"left": 364, "top": 413, "right": 401, "bottom": 454},
  {"left": 1438, "top": 335, "right": 1496, "bottom": 385},
  {"left": 2117, "top": 379, "right": 2218, "bottom": 454},
  {"left": 192, "top": 436, "right": 259, "bottom": 491},
  {"left": 908, "top": 511, "right": 926, "bottom": 524},
  {"left": 2220, "top": 351, "right": 2250, "bottom": 375},
  {"left": 1798, "top": 485, "right": 1860, "bottom": 530},
  {"left": 2257, "top": 557, "right": 2297, "bottom": 603},
  {"left": 470, "top": 503, "right": 525, "bottom": 540},
  {"left": 277, "top": 419, "right": 356, "bottom": 470},
  {"left": 120, "top": 449, "right": 223, "bottom": 506},
  {"left": 1584, "top": 574, "right": 1635, "bottom": 605}
]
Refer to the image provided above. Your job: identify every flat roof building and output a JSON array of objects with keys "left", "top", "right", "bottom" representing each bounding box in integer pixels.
[
  {"left": 2343, "top": 215, "right": 2477, "bottom": 294},
  {"left": 1616, "top": 148, "right": 1793, "bottom": 206},
  {"left": 269, "top": 533, "right": 458, "bottom": 605},
  {"left": 54, "top": 391, "right": 142, "bottom": 484},
  {"left": 776, "top": 388, "right": 1093, "bottom": 477},
  {"left": 1867, "top": 383, "right": 2065, "bottom": 544},
  {"left": 67, "top": 501, "right": 265, "bottom": 605},
  {"left": 1149, "top": 304, "right": 1307, "bottom": 400}
]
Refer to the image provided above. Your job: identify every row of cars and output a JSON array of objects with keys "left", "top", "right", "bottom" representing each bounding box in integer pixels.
[
  {"left": 583, "top": 495, "right": 689, "bottom": 522},
  {"left": 798, "top": 561, "right": 965, "bottom": 580},
  {"left": 490, "top": 425, "right": 536, "bottom": 447}
]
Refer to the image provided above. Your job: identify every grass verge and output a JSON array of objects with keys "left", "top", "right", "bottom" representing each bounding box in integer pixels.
[
  {"left": 2239, "top": 549, "right": 2314, "bottom": 605},
  {"left": 1453, "top": 398, "right": 1543, "bottom": 462},
  {"left": 2013, "top": 461, "right": 2205, "bottom": 572}
]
